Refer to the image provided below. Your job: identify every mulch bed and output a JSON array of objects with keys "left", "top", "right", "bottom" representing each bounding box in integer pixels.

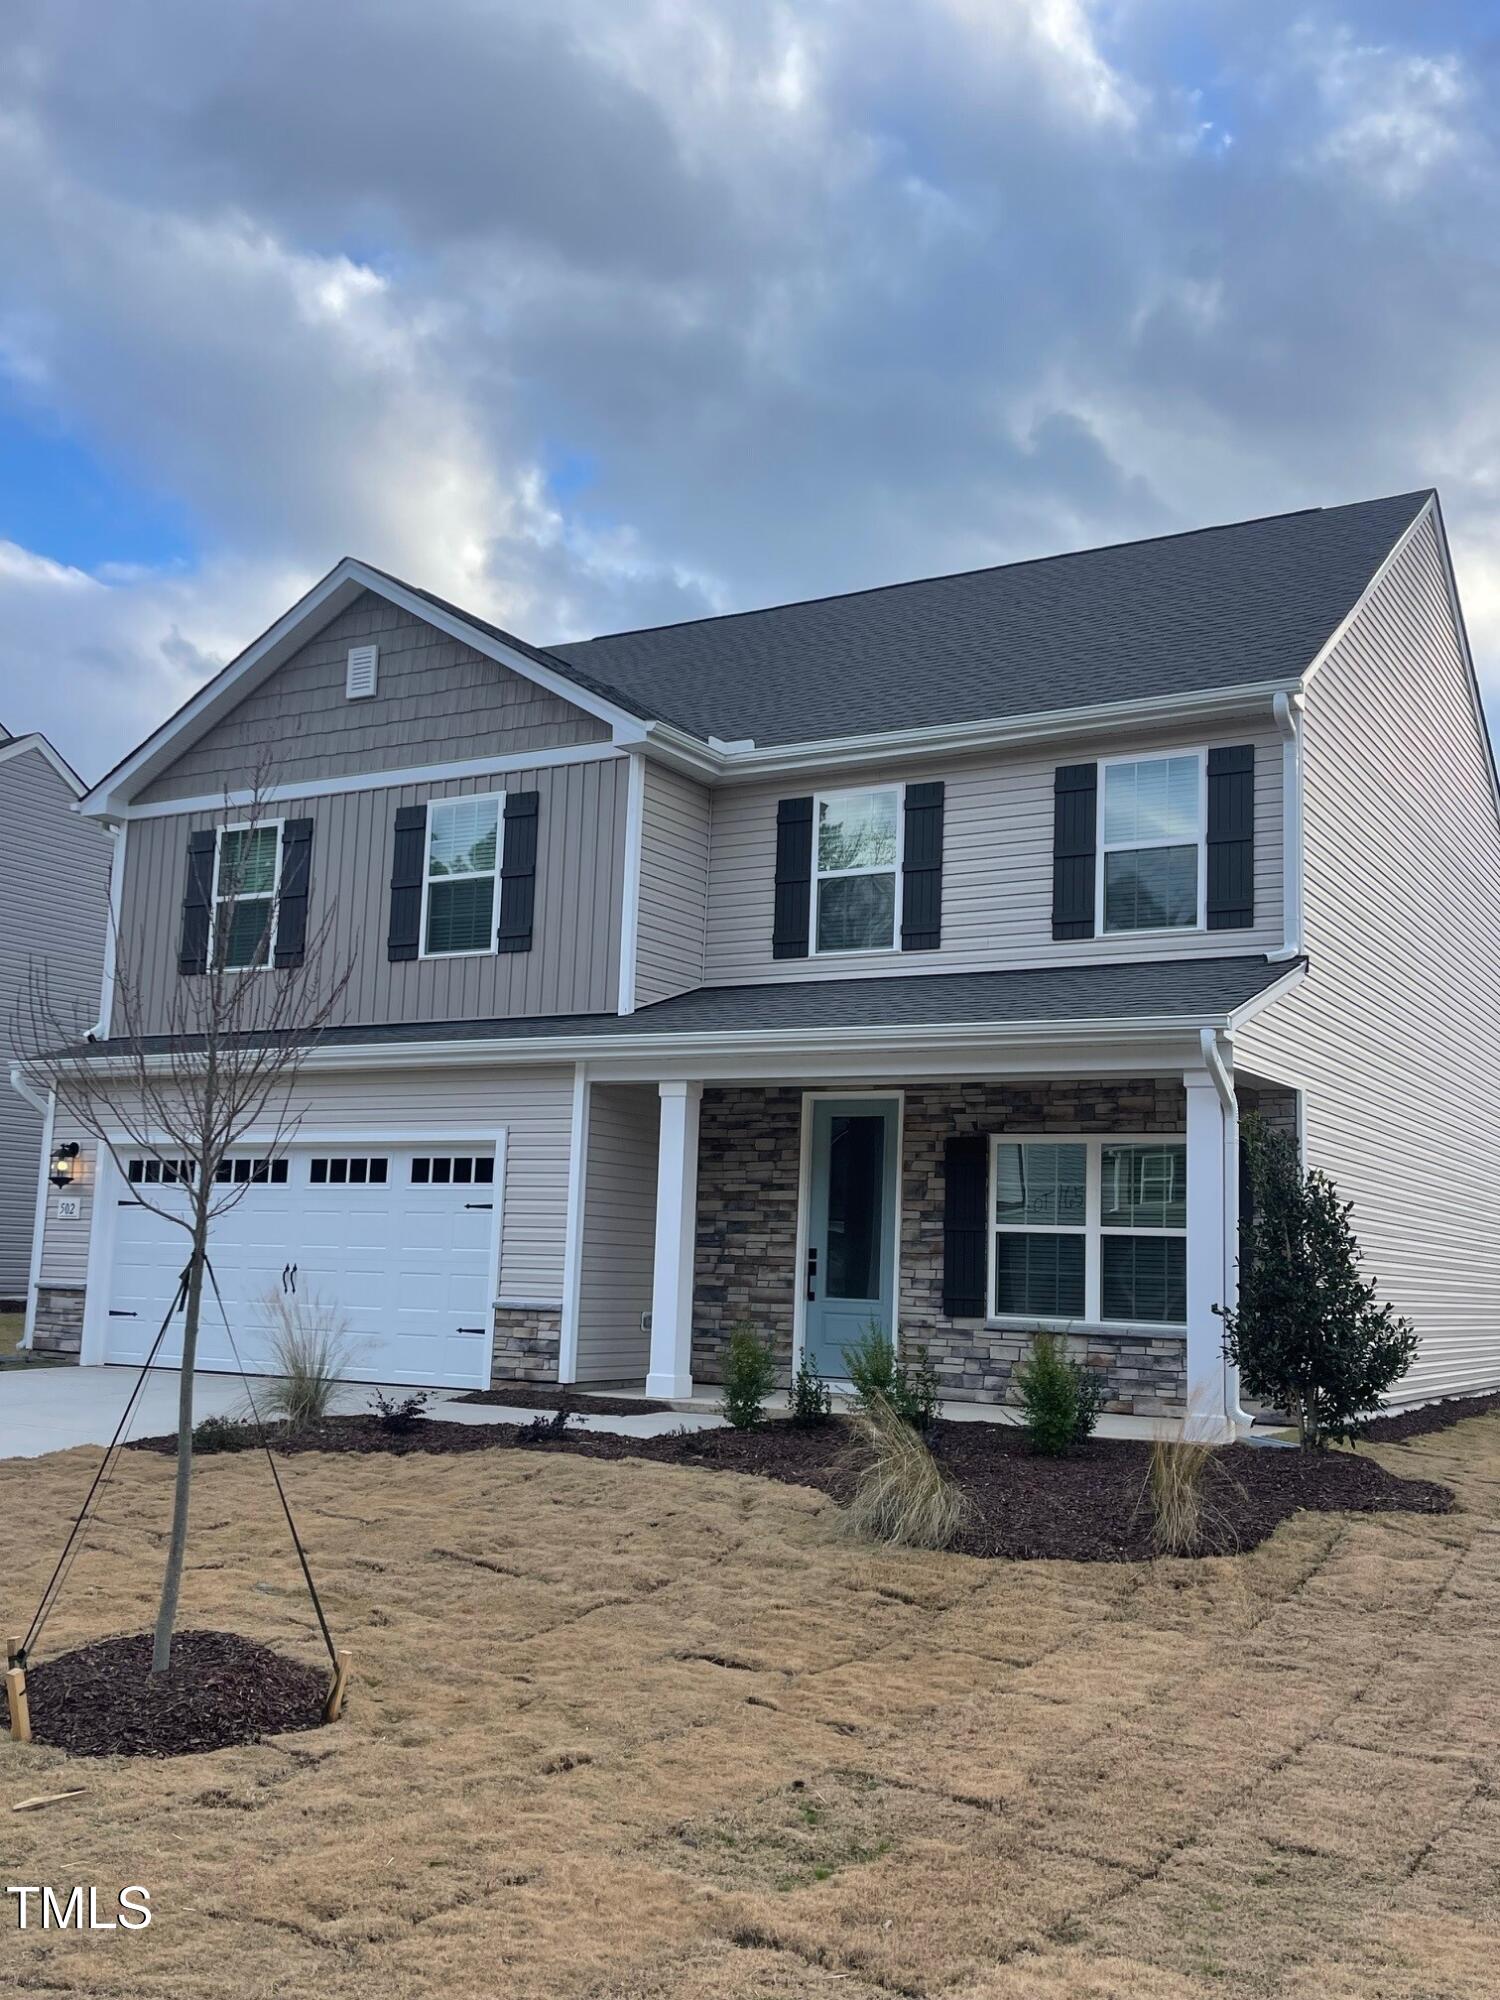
[
  {"left": 132, "top": 1413, "right": 1455, "bottom": 1563},
  {"left": 1361, "top": 1390, "right": 1500, "bottom": 1444},
  {"left": 7, "top": 1630, "right": 329, "bottom": 1758},
  {"left": 451, "top": 1385, "right": 674, "bottom": 1415}
]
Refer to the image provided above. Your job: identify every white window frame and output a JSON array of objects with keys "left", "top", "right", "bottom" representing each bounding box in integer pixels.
[
  {"left": 211, "top": 819, "right": 284, "bottom": 971},
  {"left": 810, "top": 783, "right": 905, "bottom": 957},
  {"left": 1096, "top": 750, "right": 1207, "bottom": 938},
  {"left": 419, "top": 794, "right": 503, "bottom": 961},
  {"left": 987, "top": 1133, "right": 1188, "bottom": 1329}
]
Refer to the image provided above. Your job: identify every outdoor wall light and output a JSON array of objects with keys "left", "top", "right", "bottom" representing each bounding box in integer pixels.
[{"left": 49, "top": 1141, "right": 81, "bottom": 1189}]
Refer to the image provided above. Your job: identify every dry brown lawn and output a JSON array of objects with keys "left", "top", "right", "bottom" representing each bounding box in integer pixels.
[{"left": 1, "top": 1414, "right": 1497, "bottom": 1999}]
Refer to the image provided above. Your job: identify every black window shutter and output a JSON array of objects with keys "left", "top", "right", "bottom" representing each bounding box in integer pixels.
[
  {"left": 901, "top": 781, "right": 944, "bottom": 951},
  {"left": 387, "top": 805, "right": 427, "bottom": 962},
  {"left": 496, "top": 790, "right": 540, "bottom": 954},
  {"left": 1206, "top": 746, "right": 1255, "bottom": 930},
  {"left": 177, "top": 829, "right": 217, "bottom": 976},
  {"left": 273, "top": 818, "right": 314, "bottom": 969},
  {"left": 772, "top": 796, "right": 813, "bottom": 959},
  {"left": 942, "top": 1134, "right": 989, "bottom": 1319},
  {"left": 1052, "top": 763, "right": 1097, "bottom": 940}
]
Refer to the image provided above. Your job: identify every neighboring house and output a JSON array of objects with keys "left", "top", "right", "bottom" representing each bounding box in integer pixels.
[
  {"left": 26, "top": 490, "right": 1500, "bottom": 1434},
  {"left": 0, "top": 731, "right": 112, "bottom": 1319}
]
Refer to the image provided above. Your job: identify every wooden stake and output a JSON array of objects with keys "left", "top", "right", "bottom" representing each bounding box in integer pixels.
[
  {"left": 322, "top": 1650, "right": 351, "bottom": 1724},
  {"left": 6, "top": 1666, "right": 31, "bottom": 1744},
  {"left": 13, "top": 1790, "right": 86, "bottom": 1813},
  {"left": 6, "top": 1636, "right": 20, "bottom": 1671}
]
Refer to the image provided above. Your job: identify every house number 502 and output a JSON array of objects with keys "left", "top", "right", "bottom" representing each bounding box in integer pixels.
[{"left": 55, "top": 1196, "right": 82, "bottom": 1221}]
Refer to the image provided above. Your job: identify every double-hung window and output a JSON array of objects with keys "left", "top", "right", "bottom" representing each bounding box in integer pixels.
[
  {"left": 213, "top": 823, "right": 282, "bottom": 969},
  {"left": 813, "top": 787, "right": 901, "bottom": 953},
  {"left": 989, "top": 1136, "right": 1188, "bottom": 1325},
  {"left": 1100, "top": 754, "right": 1204, "bottom": 933},
  {"left": 423, "top": 797, "right": 500, "bottom": 956}
]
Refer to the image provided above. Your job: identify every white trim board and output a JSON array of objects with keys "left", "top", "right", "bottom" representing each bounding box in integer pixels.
[{"left": 0, "top": 732, "right": 87, "bottom": 796}]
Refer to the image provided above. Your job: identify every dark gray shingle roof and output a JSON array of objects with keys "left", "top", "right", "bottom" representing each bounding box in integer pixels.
[
  {"left": 547, "top": 492, "right": 1430, "bottom": 746},
  {"left": 82, "top": 956, "right": 1295, "bottom": 1059}
]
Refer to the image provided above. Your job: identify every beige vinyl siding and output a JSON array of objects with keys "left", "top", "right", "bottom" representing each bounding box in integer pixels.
[
  {"left": 635, "top": 763, "right": 710, "bottom": 1006},
  {"left": 44, "top": 1066, "right": 574, "bottom": 1305},
  {"left": 1237, "top": 509, "right": 1500, "bottom": 1403},
  {"left": 137, "top": 594, "right": 609, "bottom": 804},
  {"left": 120, "top": 758, "right": 627, "bottom": 1035},
  {"left": 0, "top": 746, "right": 111, "bottom": 1294},
  {"left": 38, "top": 1133, "right": 99, "bottom": 1289},
  {"left": 703, "top": 723, "right": 1284, "bottom": 984},
  {"left": 575, "top": 1084, "right": 659, "bottom": 1380}
]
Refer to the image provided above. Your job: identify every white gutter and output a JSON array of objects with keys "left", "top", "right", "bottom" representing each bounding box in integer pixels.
[
  {"left": 1269, "top": 691, "right": 1304, "bottom": 962},
  {"left": 1199, "top": 1028, "right": 1254, "bottom": 1429},
  {"left": 9, "top": 1066, "right": 54, "bottom": 1352}
]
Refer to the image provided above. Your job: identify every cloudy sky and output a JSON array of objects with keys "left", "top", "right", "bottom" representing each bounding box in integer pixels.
[{"left": 2, "top": 0, "right": 1497, "bottom": 782}]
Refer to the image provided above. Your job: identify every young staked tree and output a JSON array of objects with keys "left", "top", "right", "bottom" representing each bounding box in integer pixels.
[
  {"left": 1221, "top": 1114, "right": 1417, "bottom": 1447},
  {"left": 15, "top": 776, "right": 351, "bottom": 1671}
]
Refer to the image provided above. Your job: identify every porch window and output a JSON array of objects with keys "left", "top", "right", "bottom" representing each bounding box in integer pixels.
[
  {"left": 814, "top": 788, "right": 900, "bottom": 952},
  {"left": 424, "top": 797, "right": 500, "bottom": 955},
  {"left": 1100, "top": 755, "right": 1202, "bottom": 933},
  {"left": 213, "top": 823, "right": 282, "bottom": 969},
  {"left": 988, "top": 1135, "right": 1188, "bottom": 1326}
]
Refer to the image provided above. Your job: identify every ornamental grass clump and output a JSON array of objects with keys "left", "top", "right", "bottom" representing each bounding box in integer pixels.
[
  {"left": 1016, "top": 1332, "right": 1105, "bottom": 1456},
  {"left": 254, "top": 1291, "right": 352, "bottom": 1431},
  {"left": 720, "top": 1321, "right": 777, "bottom": 1430},
  {"left": 837, "top": 1392, "right": 972, "bottom": 1551},
  {"left": 1144, "top": 1430, "right": 1237, "bottom": 1555}
]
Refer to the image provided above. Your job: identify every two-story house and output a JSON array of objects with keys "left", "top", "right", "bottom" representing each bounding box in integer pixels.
[
  {"left": 26, "top": 489, "right": 1500, "bottom": 1435},
  {"left": 0, "top": 730, "right": 112, "bottom": 1333}
]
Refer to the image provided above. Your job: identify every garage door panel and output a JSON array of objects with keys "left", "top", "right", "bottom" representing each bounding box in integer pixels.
[{"left": 104, "top": 1145, "right": 498, "bottom": 1390}]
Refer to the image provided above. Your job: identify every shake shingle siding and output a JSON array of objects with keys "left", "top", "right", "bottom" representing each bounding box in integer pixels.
[{"left": 1238, "top": 512, "right": 1500, "bottom": 1403}]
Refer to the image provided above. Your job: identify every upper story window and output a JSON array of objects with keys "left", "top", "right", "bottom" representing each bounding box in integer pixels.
[
  {"left": 814, "top": 787, "right": 901, "bottom": 953},
  {"left": 214, "top": 823, "right": 282, "bottom": 969},
  {"left": 1100, "top": 754, "right": 1203, "bottom": 934},
  {"left": 423, "top": 797, "right": 499, "bottom": 956},
  {"left": 990, "top": 1135, "right": 1187, "bottom": 1326}
]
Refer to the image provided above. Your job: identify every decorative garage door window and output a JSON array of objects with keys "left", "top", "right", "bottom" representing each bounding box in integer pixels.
[
  {"left": 310, "top": 1156, "right": 390, "bottom": 1185},
  {"left": 410, "top": 1155, "right": 494, "bottom": 1185},
  {"left": 212, "top": 1157, "right": 290, "bottom": 1185},
  {"left": 128, "top": 1158, "right": 196, "bottom": 1185}
]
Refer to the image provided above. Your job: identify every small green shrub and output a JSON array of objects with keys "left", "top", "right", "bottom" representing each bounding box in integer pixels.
[
  {"left": 369, "top": 1387, "right": 429, "bottom": 1434},
  {"left": 836, "top": 1393, "right": 971, "bottom": 1550},
  {"left": 721, "top": 1322, "right": 777, "bottom": 1430},
  {"left": 1016, "top": 1332, "right": 1105, "bottom": 1456},
  {"left": 790, "top": 1351, "right": 832, "bottom": 1426},
  {"left": 192, "top": 1412, "right": 255, "bottom": 1454},
  {"left": 842, "top": 1326, "right": 940, "bottom": 1432}
]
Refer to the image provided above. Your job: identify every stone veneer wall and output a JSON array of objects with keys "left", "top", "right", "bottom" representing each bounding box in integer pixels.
[
  {"left": 33, "top": 1285, "right": 85, "bottom": 1356},
  {"left": 491, "top": 1306, "right": 561, "bottom": 1384},
  {"left": 1236, "top": 1080, "right": 1300, "bottom": 1146},
  {"left": 692, "top": 1085, "right": 804, "bottom": 1384},
  {"left": 899, "top": 1080, "right": 1189, "bottom": 1414}
]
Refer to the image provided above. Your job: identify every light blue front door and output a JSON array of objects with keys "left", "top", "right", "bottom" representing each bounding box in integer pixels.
[{"left": 805, "top": 1098, "right": 899, "bottom": 1378}]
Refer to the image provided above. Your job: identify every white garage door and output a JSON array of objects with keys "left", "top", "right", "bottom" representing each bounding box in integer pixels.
[{"left": 103, "top": 1145, "right": 498, "bottom": 1389}]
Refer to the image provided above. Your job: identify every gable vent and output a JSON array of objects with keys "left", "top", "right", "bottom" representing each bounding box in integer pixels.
[{"left": 345, "top": 644, "right": 379, "bottom": 699}]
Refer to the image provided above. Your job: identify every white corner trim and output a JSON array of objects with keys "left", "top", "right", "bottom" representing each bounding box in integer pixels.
[
  {"left": 119, "top": 739, "right": 623, "bottom": 821},
  {"left": 1270, "top": 691, "right": 1304, "bottom": 960},
  {"left": 14, "top": 1074, "right": 54, "bottom": 1351},
  {"left": 617, "top": 752, "right": 646, "bottom": 1016},
  {"left": 93, "top": 821, "right": 126, "bottom": 1036},
  {"left": 558, "top": 1065, "right": 590, "bottom": 1385}
]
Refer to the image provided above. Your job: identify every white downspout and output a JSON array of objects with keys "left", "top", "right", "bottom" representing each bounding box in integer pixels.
[
  {"left": 10, "top": 1067, "right": 54, "bottom": 1352},
  {"left": 1200, "top": 1027, "right": 1253, "bottom": 1430}
]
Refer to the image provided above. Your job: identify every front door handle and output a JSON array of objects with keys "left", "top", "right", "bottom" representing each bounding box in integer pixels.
[{"left": 806, "top": 1247, "right": 818, "bottom": 1302}]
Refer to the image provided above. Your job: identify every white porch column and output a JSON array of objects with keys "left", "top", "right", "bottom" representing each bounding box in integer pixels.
[
  {"left": 647, "top": 1081, "right": 703, "bottom": 1399},
  {"left": 1184, "top": 1072, "right": 1233, "bottom": 1440}
]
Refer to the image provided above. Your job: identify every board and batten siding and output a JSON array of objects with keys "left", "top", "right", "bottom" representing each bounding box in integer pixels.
[
  {"left": 39, "top": 1065, "right": 575, "bottom": 1305},
  {"left": 575, "top": 1083, "right": 659, "bottom": 1380},
  {"left": 136, "top": 593, "right": 609, "bottom": 805},
  {"left": 1237, "top": 511, "right": 1500, "bottom": 1404},
  {"left": 119, "top": 757, "right": 627, "bottom": 1034},
  {"left": 635, "top": 763, "right": 711, "bottom": 1007},
  {"left": 0, "top": 745, "right": 111, "bottom": 1296},
  {"left": 702, "top": 722, "right": 1284, "bottom": 985}
]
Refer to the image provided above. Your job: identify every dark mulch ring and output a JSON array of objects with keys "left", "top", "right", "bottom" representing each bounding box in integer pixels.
[
  {"left": 1360, "top": 1389, "right": 1500, "bottom": 1444},
  {"left": 6, "top": 1630, "right": 330, "bottom": 1759},
  {"left": 132, "top": 1412, "right": 1455, "bottom": 1562},
  {"left": 451, "top": 1384, "right": 674, "bottom": 1415}
]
